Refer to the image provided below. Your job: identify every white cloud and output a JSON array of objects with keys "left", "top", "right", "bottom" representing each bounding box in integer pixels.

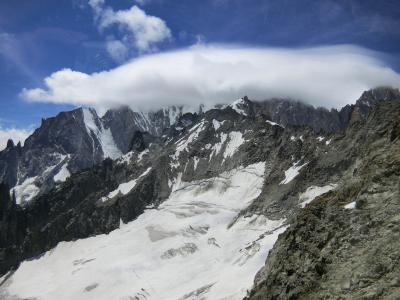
[
  {"left": 106, "top": 39, "right": 129, "bottom": 62},
  {"left": 134, "top": 0, "right": 152, "bottom": 6},
  {"left": 88, "top": 0, "right": 171, "bottom": 60},
  {"left": 0, "top": 127, "right": 32, "bottom": 150},
  {"left": 21, "top": 44, "right": 400, "bottom": 110}
]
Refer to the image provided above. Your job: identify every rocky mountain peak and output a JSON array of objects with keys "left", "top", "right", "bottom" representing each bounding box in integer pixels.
[
  {"left": 349, "top": 87, "right": 400, "bottom": 124},
  {"left": 357, "top": 86, "right": 400, "bottom": 105},
  {"left": 5, "top": 139, "right": 14, "bottom": 149},
  {"left": 0, "top": 88, "right": 400, "bottom": 299}
]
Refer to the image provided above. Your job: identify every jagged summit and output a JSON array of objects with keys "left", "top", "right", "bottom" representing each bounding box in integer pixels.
[
  {"left": 358, "top": 86, "right": 400, "bottom": 104},
  {"left": 1, "top": 87, "right": 397, "bottom": 205}
]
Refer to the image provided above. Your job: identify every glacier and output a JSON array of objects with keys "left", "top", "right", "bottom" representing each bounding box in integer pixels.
[{"left": 0, "top": 162, "right": 286, "bottom": 300}]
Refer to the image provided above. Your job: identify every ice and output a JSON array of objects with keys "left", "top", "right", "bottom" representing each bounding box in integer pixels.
[
  {"left": 82, "top": 108, "right": 122, "bottom": 160},
  {"left": 210, "top": 133, "right": 228, "bottom": 159},
  {"left": 193, "top": 156, "right": 200, "bottom": 170},
  {"left": 164, "top": 107, "right": 180, "bottom": 127},
  {"left": 1, "top": 162, "right": 287, "bottom": 300},
  {"left": 11, "top": 177, "right": 40, "bottom": 205},
  {"left": 229, "top": 98, "right": 247, "bottom": 116},
  {"left": 210, "top": 131, "right": 245, "bottom": 162},
  {"left": 212, "top": 119, "right": 221, "bottom": 131},
  {"left": 174, "top": 121, "right": 205, "bottom": 158},
  {"left": 223, "top": 132, "right": 245, "bottom": 159},
  {"left": 54, "top": 162, "right": 70, "bottom": 183},
  {"left": 299, "top": 184, "right": 337, "bottom": 208},
  {"left": 101, "top": 167, "right": 152, "bottom": 202},
  {"left": 117, "top": 151, "right": 134, "bottom": 165},
  {"left": 138, "top": 149, "right": 149, "bottom": 162},
  {"left": 266, "top": 120, "right": 284, "bottom": 128},
  {"left": 344, "top": 201, "right": 356, "bottom": 209},
  {"left": 280, "top": 160, "right": 308, "bottom": 185}
]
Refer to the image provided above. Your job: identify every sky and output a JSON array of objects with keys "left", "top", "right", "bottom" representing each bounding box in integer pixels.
[{"left": 1, "top": 0, "right": 400, "bottom": 148}]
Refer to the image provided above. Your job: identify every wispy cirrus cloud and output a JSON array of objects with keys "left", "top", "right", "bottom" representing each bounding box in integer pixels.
[
  {"left": 88, "top": 0, "right": 171, "bottom": 62},
  {"left": 21, "top": 44, "right": 400, "bottom": 111}
]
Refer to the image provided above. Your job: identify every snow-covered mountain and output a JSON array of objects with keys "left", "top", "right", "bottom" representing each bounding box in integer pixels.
[
  {"left": 0, "top": 87, "right": 400, "bottom": 299},
  {"left": 0, "top": 105, "right": 187, "bottom": 204}
]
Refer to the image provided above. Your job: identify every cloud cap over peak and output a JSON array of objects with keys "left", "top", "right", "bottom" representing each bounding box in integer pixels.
[{"left": 22, "top": 44, "right": 400, "bottom": 111}]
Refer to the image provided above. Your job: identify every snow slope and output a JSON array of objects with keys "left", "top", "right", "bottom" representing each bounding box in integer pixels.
[
  {"left": 299, "top": 184, "right": 337, "bottom": 208},
  {"left": 10, "top": 177, "right": 39, "bottom": 205},
  {"left": 280, "top": 160, "right": 308, "bottom": 185},
  {"left": 83, "top": 108, "right": 122, "bottom": 159},
  {"left": 1, "top": 162, "right": 286, "bottom": 300},
  {"left": 229, "top": 98, "right": 247, "bottom": 116},
  {"left": 101, "top": 167, "right": 152, "bottom": 202},
  {"left": 53, "top": 163, "right": 70, "bottom": 183}
]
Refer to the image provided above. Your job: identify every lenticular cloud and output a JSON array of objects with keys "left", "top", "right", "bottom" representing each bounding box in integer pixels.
[{"left": 22, "top": 44, "right": 400, "bottom": 110}]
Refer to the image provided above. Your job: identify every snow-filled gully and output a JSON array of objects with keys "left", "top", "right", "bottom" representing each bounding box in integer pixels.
[{"left": 1, "top": 162, "right": 286, "bottom": 300}]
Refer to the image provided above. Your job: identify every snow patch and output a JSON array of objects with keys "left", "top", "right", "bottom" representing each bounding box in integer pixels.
[
  {"left": 280, "top": 160, "right": 308, "bottom": 185},
  {"left": 299, "top": 184, "right": 337, "bottom": 208},
  {"left": 193, "top": 157, "right": 200, "bottom": 170},
  {"left": 138, "top": 149, "right": 149, "bottom": 162},
  {"left": 82, "top": 108, "right": 122, "bottom": 160},
  {"left": 11, "top": 177, "right": 39, "bottom": 205},
  {"left": 229, "top": 98, "right": 247, "bottom": 116},
  {"left": 54, "top": 163, "right": 70, "bottom": 183},
  {"left": 210, "top": 133, "right": 228, "bottom": 159},
  {"left": 117, "top": 151, "right": 134, "bottom": 165},
  {"left": 212, "top": 119, "right": 221, "bottom": 131},
  {"left": 165, "top": 107, "right": 181, "bottom": 127},
  {"left": 325, "top": 139, "right": 332, "bottom": 145},
  {"left": 223, "top": 132, "right": 245, "bottom": 159},
  {"left": 344, "top": 201, "right": 356, "bottom": 209},
  {"left": 101, "top": 167, "right": 152, "bottom": 202},
  {"left": 174, "top": 121, "right": 205, "bottom": 158},
  {"left": 266, "top": 120, "right": 284, "bottom": 128}
]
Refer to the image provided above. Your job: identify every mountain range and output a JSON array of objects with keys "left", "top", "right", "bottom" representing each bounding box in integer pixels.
[{"left": 0, "top": 87, "right": 399, "bottom": 299}]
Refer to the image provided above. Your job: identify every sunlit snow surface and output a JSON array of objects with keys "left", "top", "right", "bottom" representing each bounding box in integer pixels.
[
  {"left": 101, "top": 167, "right": 152, "bottom": 202},
  {"left": 10, "top": 177, "right": 39, "bottom": 205},
  {"left": 229, "top": 98, "right": 247, "bottom": 116},
  {"left": 299, "top": 184, "right": 337, "bottom": 208},
  {"left": 1, "top": 162, "right": 286, "bottom": 300},
  {"left": 53, "top": 162, "right": 70, "bottom": 183},
  {"left": 82, "top": 108, "right": 122, "bottom": 159},
  {"left": 266, "top": 120, "right": 284, "bottom": 128},
  {"left": 280, "top": 160, "right": 308, "bottom": 185},
  {"left": 344, "top": 201, "right": 356, "bottom": 209}
]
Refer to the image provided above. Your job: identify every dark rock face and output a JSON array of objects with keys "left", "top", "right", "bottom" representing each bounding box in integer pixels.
[
  {"left": 248, "top": 100, "right": 400, "bottom": 299},
  {"left": 0, "top": 143, "right": 21, "bottom": 188},
  {"left": 0, "top": 183, "right": 26, "bottom": 273}
]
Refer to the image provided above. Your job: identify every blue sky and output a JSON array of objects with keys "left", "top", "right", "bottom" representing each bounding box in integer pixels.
[{"left": 0, "top": 0, "right": 400, "bottom": 136}]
